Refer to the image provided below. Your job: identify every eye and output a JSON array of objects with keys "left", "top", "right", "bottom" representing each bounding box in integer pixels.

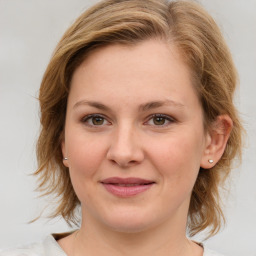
[
  {"left": 146, "top": 114, "right": 174, "bottom": 127},
  {"left": 82, "top": 114, "right": 110, "bottom": 126}
]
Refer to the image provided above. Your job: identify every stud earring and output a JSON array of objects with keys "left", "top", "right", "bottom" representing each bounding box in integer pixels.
[
  {"left": 208, "top": 159, "right": 214, "bottom": 164},
  {"left": 63, "top": 157, "right": 68, "bottom": 160}
]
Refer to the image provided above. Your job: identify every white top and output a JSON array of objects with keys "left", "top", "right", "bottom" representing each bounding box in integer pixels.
[{"left": 0, "top": 233, "right": 225, "bottom": 256}]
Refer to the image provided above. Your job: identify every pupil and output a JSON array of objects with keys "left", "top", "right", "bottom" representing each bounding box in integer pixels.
[
  {"left": 153, "top": 117, "right": 165, "bottom": 125},
  {"left": 92, "top": 117, "right": 104, "bottom": 125}
]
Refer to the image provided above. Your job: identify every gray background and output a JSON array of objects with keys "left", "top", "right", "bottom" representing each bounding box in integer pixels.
[{"left": 0, "top": 0, "right": 255, "bottom": 255}]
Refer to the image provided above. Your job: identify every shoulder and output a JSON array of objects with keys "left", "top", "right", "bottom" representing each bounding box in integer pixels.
[
  {"left": 0, "top": 234, "right": 67, "bottom": 256},
  {"left": 203, "top": 248, "right": 226, "bottom": 256},
  {"left": 193, "top": 240, "right": 226, "bottom": 256},
  {"left": 0, "top": 242, "right": 44, "bottom": 256}
]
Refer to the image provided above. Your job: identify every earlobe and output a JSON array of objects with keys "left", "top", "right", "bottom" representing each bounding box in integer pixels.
[
  {"left": 61, "top": 140, "right": 69, "bottom": 168},
  {"left": 200, "top": 115, "right": 233, "bottom": 169}
]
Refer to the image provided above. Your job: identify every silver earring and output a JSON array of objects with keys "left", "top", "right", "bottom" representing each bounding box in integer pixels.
[
  {"left": 63, "top": 157, "right": 68, "bottom": 160},
  {"left": 208, "top": 159, "right": 214, "bottom": 164}
]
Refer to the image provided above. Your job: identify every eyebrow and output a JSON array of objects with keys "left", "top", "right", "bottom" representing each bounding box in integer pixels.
[
  {"left": 73, "top": 99, "right": 185, "bottom": 111},
  {"left": 73, "top": 100, "right": 112, "bottom": 111},
  {"left": 139, "top": 100, "right": 184, "bottom": 111}
]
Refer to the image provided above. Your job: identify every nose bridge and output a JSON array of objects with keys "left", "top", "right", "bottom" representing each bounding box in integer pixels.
[
  {"left": 117, "top": 123, "right": 137, "bottom": 152},
  {"left": 107, "top": 122, "right": 143, "bottom": 167}
]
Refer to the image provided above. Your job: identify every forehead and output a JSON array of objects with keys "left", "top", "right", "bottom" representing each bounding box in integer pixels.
[
  {"left": 69, "top": 39, "right": 199, "bottom": 110},
  {"left": 71, "top": 39, "right": 190, "bottom": 85}
]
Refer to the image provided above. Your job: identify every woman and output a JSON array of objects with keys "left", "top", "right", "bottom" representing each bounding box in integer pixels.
[{"left": 1, "top": 0, "right": 242, "bottom": 255}]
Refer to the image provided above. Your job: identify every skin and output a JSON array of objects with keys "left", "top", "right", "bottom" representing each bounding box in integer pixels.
[{"left": 60, "top": 39, "right": 232, "bottom": 256}]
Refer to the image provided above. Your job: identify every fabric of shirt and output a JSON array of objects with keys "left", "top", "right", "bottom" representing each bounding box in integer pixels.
[{"left": 0, "top": 233, "right": 226, "bottom": 256}]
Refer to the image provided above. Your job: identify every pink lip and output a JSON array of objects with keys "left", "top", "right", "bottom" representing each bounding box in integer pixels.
[{"left": 101, "top": 177, "right": 155, "bottom": 197}]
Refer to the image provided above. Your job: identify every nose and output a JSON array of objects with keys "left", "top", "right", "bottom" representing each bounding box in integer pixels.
[{"left": 106, "top": 125, "right": 144, "bottom": 168}]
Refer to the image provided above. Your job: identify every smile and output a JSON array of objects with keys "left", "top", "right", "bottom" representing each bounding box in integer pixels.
[{"left": 101, "top": 177, "right": 155, "bottom": 197}]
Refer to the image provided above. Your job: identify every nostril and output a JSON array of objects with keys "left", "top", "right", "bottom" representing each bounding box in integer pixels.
[
  {"left": 108, "top": 158, "right": 138, "bottom": 168},
  {"left": 106, "top": 141, "right": 144, "bottom": 167},
  {"left": 110, "top": 159, "right": 117, "bottom": 164}
]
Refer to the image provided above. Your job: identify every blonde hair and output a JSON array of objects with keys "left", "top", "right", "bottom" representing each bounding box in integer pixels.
[{"left": 35, "top": 0, "right": 242, "bottom": 237}]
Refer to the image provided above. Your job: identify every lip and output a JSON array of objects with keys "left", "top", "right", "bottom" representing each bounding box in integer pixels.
[{"left": 101, "top": 177, "right": 155, "bottom": 197}]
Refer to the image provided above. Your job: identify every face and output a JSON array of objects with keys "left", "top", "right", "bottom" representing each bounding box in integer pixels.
[{"left": 62, "top": 39, "right": 210, "bottom": 233}]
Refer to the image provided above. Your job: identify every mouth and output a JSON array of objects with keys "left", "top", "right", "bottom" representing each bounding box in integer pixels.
[{"left": 101, "top": 177, "right": 155, "bottom": 197}]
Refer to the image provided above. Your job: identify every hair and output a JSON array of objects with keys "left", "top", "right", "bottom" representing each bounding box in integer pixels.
[{"left": 35, "top": 0, "right": 243, "bottom": 237}]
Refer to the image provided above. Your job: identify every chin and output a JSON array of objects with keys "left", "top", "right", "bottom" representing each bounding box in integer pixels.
[
  {"left": 101, "top": 209, "right": 158, "bottom": 234},
  {"left": 106, "top": 221, "right": 153, "bottom": 234}
]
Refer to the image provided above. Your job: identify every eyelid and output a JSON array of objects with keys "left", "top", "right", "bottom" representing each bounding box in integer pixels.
[
  {"left": 80, "top": 113, "right": 175, "bottom": 127},
  {"left": 81, "top": 114, "right": 111, "bottom": 126},
  {"left": 145, "top": 114, "right": 175, "bottom": 127}
]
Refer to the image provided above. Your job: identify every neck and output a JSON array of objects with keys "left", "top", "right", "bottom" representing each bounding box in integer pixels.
[{"left": 73, "top": 210, "right": 199, "bottom": 256}]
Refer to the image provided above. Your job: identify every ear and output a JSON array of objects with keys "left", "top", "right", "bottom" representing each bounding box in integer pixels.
[
  {"left": 200, "top": 115, "right": 233, "bottom": 169},
  {"left": 61, "top": 139, "right": 69, "bottom": 168}
]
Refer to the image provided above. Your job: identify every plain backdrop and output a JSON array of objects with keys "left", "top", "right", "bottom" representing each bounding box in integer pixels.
[{"left": 0, "top": 0, "right": 255, "bottom": 255}]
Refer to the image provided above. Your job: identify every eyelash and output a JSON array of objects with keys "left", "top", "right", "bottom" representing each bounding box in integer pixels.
[
  {"left": 81, "top": 114, "right": 111, "bottom": 127},
  {"left": 145, "top": 114, "right": 175, "bottom": 127},
  {"left": 81, "top": 114, "right": 175, "bottom": 127}
]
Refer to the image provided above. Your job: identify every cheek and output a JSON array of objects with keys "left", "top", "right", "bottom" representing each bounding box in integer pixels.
[
  {"left": 66, "top": 135, "right": 108, "bottom": 203},
  {"left": 66, "top": 132, "right": 108, "bottom": 179},
  {"left": 147, "top": 129, "right": 204, "bottom": 181}
]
